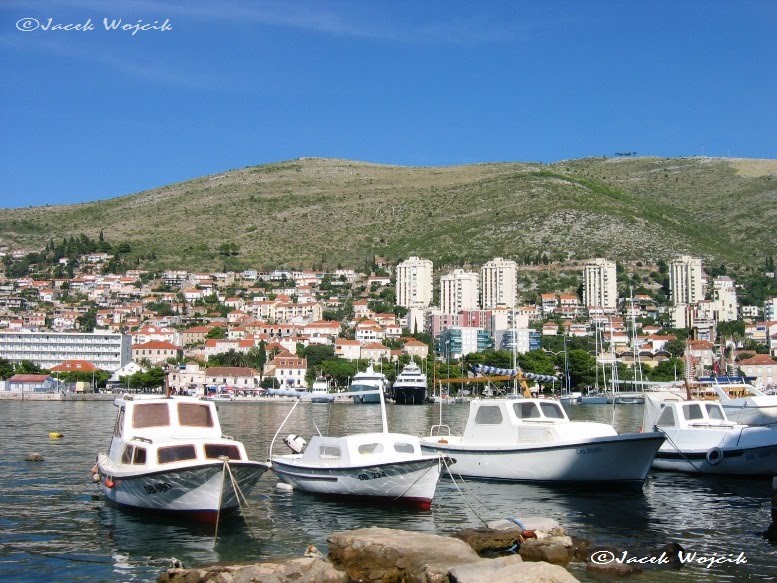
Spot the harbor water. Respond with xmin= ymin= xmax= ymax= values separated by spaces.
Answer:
xmin=1 ymin=399 xmax=776 ymax=582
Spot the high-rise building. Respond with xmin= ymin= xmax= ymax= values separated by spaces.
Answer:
xmin=396 ymin=256 xmax=434 ymax=309
xmin=670 ymin=255 xmax=704 ymax=305
xmin=480 ymin=257 xmax=517 ymax=309
xmin=440 ymin=269 xmax=479 ymax=315
xmin=583 ymin=258 xmax=617 ymax=311
xmin=0 ymin=331 xmax=131 ymax=372
xmin=712 ymin=276 xmax=738 ymax=323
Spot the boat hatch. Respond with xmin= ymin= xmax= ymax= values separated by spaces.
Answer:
xmin=204 ymin=444 xmax=241 ymax=460
xmin=121 ymin=445 xmax=147 ymax=465
xmin=158 ymin=444 xmax=196 ymax=464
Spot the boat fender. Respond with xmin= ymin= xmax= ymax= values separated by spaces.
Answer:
xmin=49 ymin=431 xmax=63 ymax=439
xmin=284 ymin=434 xmax=307 ymax=454
xmin=104 ymin=477 xmax=115 ymax=489
xmin=706 ymin=447 xmax=723 ymax=466
xmin=437 ymin=438 xmax=448 ymax=444
xmin=276 ymin=482 xmax=294 ymax=492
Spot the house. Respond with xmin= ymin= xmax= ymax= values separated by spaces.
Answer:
xmin=737 ymin=354 xmax=777 ymax=388
xmin=539 ymin=293 xmax=558 ymax=314
xmin=50 ymin=359 xmax=99 ymax=373
xmin=334 ymin=338 xmax=362 ymax=361
xmin=268 ymin=354 xmax=307 ymax=388
xmin=132 ymin=340 xmax=183 ymax=365
xmin=5 ymin=374 xmax=56 ymax=393
xmin=361 ymin=342 xmax=392 ymax=364
xmin=401 ymin=338 xmax=429 ymax=360
xmin=204 ymin=366 xmax=261 ymax=391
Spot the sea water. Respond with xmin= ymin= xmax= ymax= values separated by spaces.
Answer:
xmin=1 ymin=400 xmax=776 ymax=582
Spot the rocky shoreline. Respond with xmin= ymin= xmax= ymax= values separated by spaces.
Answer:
xmin=157 ymin=517 xmax=684 ymax=582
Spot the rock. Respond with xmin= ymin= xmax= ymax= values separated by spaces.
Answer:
xmin=453 ymin=527 xmax=523 ymax=554
xmin=519 ymin=536 xmax=573 ymax=565
xmin=25 ymin=453 xmax=44 ymax=462
xmin=487 ymin=516 xmax=563 ymax=537
xmin=157 ymin=558 xmax=346 ymax=583
xmin=586 ymin=560 xmax=642 ymax=577
xmin=328 ymin=526 xmax=481 ymax=582
xmin=450 ymin=556 xmax=579 ymax=583
xmin=648 ymin=542 xmax=684 ymax=569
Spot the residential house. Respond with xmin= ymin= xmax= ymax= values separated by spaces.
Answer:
xmin=737 ymin=354 xmax=777 ymax=388
xmin=334 ymin=338 xmax=362 ymax=361
xmin=132 ymin=340 xmax=182 ymax=365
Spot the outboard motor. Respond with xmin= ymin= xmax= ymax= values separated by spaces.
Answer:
xmin=283 ymin=434 xmax=307 ymax=454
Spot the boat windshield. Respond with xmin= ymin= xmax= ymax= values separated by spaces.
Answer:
xmin=512 ymin=402 xmax=541 ymax=419
xmin=204 ymin=443 xmax=241 ymax=460
xmin=705 ymin=404 xmax=725 ymax=421
xmin=682 ymin=403 xmax=704 ymax=421
xmin=133 ymin=403 xmax=170 ymax=428
xmin=157 ymin=444 xmax=196 ymax=464
xmin=178 ymin=403 xmax=214 ymax=427
xmin=539 ymin=402 xmax=565 ymax=419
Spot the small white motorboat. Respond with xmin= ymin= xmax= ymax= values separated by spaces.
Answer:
xmin=94 ymin=394 xmax=270 ymax=523
xmin=270 ymin=390 xmax=452 ymax=509
xmin=419 ymin=398 xmax=664 ymax=486
xmin=645 ymin=392 xmax=777 ymax=475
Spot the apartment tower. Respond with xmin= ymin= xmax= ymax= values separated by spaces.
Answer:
xmin=583 ymin=258 xmax=617 ymax=311
xmin=440 ymin=269 xmax=480 ymax=315
xmin=670 ymin=255 xmax=704 ymax=305
xmin=396 ymin=256 xmax=434 ymax=309
xmin=480 ymin=257 xmax=517 ymax=309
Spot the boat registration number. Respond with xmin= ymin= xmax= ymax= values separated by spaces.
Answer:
xmin=358 ymin=471 xmax=387 ymax=481
xmin=144 ymin=482 xmax=174 ymax=494
xmin=576 ymin=446 xmax=602 ymax=455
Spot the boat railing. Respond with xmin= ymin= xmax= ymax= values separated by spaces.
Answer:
xmin=429 ymin=424 xmax=451 ymax=437
xmin=131 ymin=436 xmax=153 ymax=444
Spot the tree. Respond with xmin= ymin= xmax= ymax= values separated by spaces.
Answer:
xmin=303 ymin=344 xmax=335 ymax=370
xmin=0 ymin=358 xmax=14 ymax=379
xmin=205 ymin=326 xmax=226 ymax=339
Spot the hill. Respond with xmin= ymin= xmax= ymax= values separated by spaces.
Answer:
xmin=1 ymin=156 xmax=775 ymax=271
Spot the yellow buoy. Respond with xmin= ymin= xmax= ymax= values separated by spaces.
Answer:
xmin=49 ymin=431 xmax=63 ymax=439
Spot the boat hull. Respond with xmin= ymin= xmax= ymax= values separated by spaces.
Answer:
xmin=272 ymin=456 xmax=446 ymax=509
xmin=652 ymin=443 xmax=777 ymax=476
xmin=97 ymin=457 xmax=269 ymax=521
xmin=393 ymin=387 xmax=427 ymax=405
xmin=420 ymin=433 xmax=663 ymax=485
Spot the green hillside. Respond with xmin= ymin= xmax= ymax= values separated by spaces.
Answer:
xmin=1 ymin=156 xmax=775 ymax=271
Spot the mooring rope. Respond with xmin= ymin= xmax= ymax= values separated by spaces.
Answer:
xmin=439 ymin=455 xmax=489 ymax=526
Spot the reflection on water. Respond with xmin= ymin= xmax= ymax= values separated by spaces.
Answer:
xmin=1 ymin=400 xmax=776 ymax=581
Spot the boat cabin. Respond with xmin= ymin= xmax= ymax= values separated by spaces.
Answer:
xmin=108 ymin=395 xmax=246 ymax=469
xmin=649 ymin=399 xmax=735 ymax=430
xmin=295 ymin=433 xmax=423 ymax=467
xmin=460 ymin=399 xmax=574 ymax=443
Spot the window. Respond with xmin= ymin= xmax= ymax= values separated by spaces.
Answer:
xmin=319 ymin=445 xmax=341 ymax=459
xmin=204 ymin=444 xmax=241 ymax=460
xmin=539 ymin=403 xmax=564 ymax=419
xmin=133 ymin=403 xmax=170 ymax=428
xmin=706 ymin=404 xmax=725 ymax=421
xmin=656 ymin=407 xmax=676 ymax=427
xmin=394 ymin=442 xmax=416 ymax=454
xmin=178 ymin=403 xmax=213 ymax=427
xmin=682 ymin=404 xmax=703 ymax=421
xmin=158 ymin=444 xmax=197 ymax=464
xmin=513 ymin=402 xmax=540 ymax=419
xmin=475 ymin=405 xmax=504 ymax=425
xmin=113 ymin=407 xmax=125 ymax=437
xmin=358 ymin=443 xmax=384 ymax=455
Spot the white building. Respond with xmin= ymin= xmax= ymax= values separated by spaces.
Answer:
xmin=711 ymin=276 xmax=738 ymax=323
xmin=480 ymin=257 xmax=517 ymax=309
xmin=440 ymin=269 xmax=479 ymax=315
xmin=396 ymin=256 xmax=434 ymax=309
xmin=0 ymin=330 xmax=131 ymax=372
xmin=670 ymin=255 xmax=704 ymax=305
xmin=764 ymin=298 xmax=777 ymax=321
xmin=583 ymin=258 xmax=617 ymax=311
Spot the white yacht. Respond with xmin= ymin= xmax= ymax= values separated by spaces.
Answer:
xmin=348 ymin=365 xmax=389 ymax=404
xmin=392 ymin=363 xmax=428 ymax=405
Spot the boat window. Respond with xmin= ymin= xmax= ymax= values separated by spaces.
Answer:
xmin=656 ymin=407 xmax=676 ymax=427
xmin=682 ymin=404 xmax=704 ymax=421
xmin=319 ymin=445 xmax=341 ymax=459
xmin=133 ymin=447 xmax=146 ymax=465
xmin=512 ymin=402 xmax=540 ymax=419
xmin=394 ymin=442 xmax=416 ymax=454
xmin=157 ymin=444 xmax=197 ymax=464
xmin=475 ymin=405 xmax=504 ymax=425
xmin=178 ymin=403 xmax=214 ymax=427
xmin=539 ymin=403 xmax=564 ymax=419
xmin=121 ymin=445 xmax=134 ymax=464
xmin=706 ymin=404 xmax=725 ymax=421
xmin=113 ymin=407 xmax=125 ymax=438
xmin=204 ymin=444 xmax=241 ymax=460
xmin=133 ymin=403 xmax=170 ymax=429
xmin=358 ymin=443 xmax=384 ymax=455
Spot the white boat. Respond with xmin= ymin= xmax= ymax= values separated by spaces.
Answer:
xmin=705 ymin=380 xmax=777 ymax=426
xmin=419 ymin=398 xmax=664 ymax=486
xmin=270 ymin=390 xmax=452 ymax=508
xmin=644 ymin=392 xmax=777 ymax=476
xmin=310 ymin=376 xmax=335 ymax=403
xmin=558 ymin=391 xmax=582 ymax=405
xmin=94 ymin=394 xmax=270 ymax=523
xmin=348 ymin=365 xmax=388 ymax=404
xmin=392 ymin=362 xmax=428 ymax=405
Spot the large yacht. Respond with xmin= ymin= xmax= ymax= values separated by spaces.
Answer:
xmin=348 ymin=364 xmax=389 ymax=404
xmin=392 ymin=362 xmax=428 ymax=405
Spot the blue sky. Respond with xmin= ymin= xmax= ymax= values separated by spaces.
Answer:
xmin=1 ymin=0 xmax=775 ymax=208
